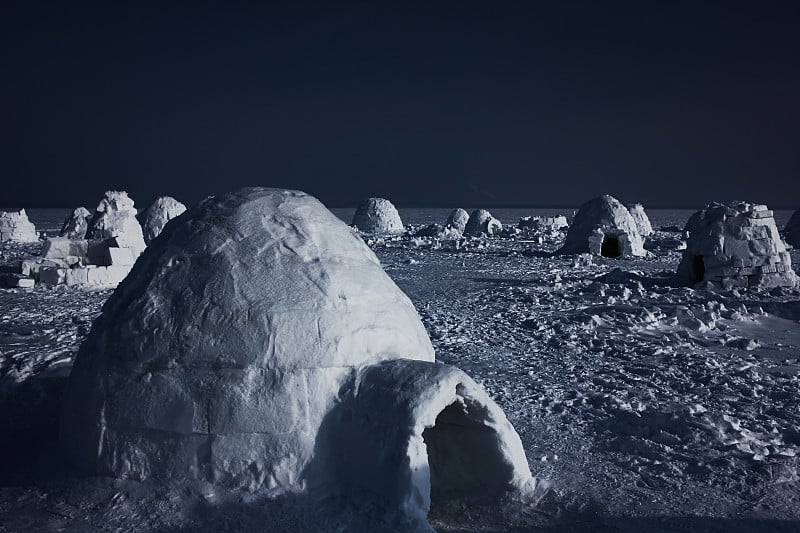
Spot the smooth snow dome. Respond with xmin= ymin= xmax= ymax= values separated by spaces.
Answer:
xmin=463 ymin=209 xmax=502 ymax=236
xmin=0 ymin=209 xmax=38 ymax=242
xmin=445 ymin=208 xmax=470 ymax=232
xmin=351 ymin=197 xmax=404 ymax=234
xmin=676 ymin=202 xmax=797 ymax=288
xmin=138 ymin=196 xmax=187 ymax=244
xmin=86 ymin=190 xmax=146 ymax=253
xmin=59 ymin=206 xmax=92 ymax=239
xmin=785 ymin=208 xmax=800 ymax=247
xmin=627 ymin=203 xmax=654 ymax=237
xmin=558 ymin=195 xmax=645 ymax=257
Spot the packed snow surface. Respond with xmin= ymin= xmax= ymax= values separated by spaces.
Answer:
xmin=1 ymin=206 xmax=800 ymax=531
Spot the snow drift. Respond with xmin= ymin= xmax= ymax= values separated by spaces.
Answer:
xmin=60 ymin=187 xmax=531 ymax=528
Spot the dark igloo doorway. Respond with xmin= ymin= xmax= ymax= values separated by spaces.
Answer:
xmin=600 ymin=234 xmax=621 ymax=258
xmin=422 ymin=395 xmax=517 ymax=505
xmin=691 ymin=254 xmax=706 ymax=283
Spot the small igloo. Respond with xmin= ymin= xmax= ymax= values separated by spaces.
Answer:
xmin=558 ymin=195 xmax=645 ymax=258
xmin=86 ymin=190 xmax=146 ymax=254
xmin=60 ymin=188 xmax=532 ymax=527
xmin=785 ymin=208 xmax=800 ymax=248
xmin=59 ymin=207 xmax=92 ymax=239
xmin=352 ymin=197 xmax=404 ymax=234
xmin=445 ymin=208 xmax=470 ymax=232
xmin=0 ymin=209 xmax=38 ymax=243
xmin=463 ymin=209 xmax=502 ymax=236
xmin=627 ymin=203 xmax=654 ymax=237
xmin=138 ymin=196 xmax=187 ymax=244
xmin=676 ymin=202 xmax=797 ymax=288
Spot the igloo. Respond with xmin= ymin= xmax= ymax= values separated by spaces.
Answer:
xmin=785 ymin=208 xmax=800 ymax=248
xmin=352 ymin=197 xmax=404 ymax=234
xmin=59 ymin=207 xmax=92 ymax=239
xmin=627 ymin=203 xmax=654 ymax=237
xmin=86 ymin=190 xmax=146 ymax=254
xmin=558 ymin=195 xmax=645 ymax=257
xmin=445 ymin=208 xmax=470 ymax=232
xmin=0 ymin=209 xmax=38 ymax=243
xmin=463 ymin=209 xmax=502 ymax=236
xmin=676 ymin=202 xmax=797 ymax=288
xmin=60 ymin=188 xmax=532 ymax=526
xmin=138 ymin=196 xmax=187 ymax=244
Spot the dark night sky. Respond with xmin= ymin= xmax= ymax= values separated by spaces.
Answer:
xmin=2 ymin=1 xmax=799 ymax=209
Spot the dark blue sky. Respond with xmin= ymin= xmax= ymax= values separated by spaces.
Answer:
xmin=2 ymin=1 xmax=799 ymax=208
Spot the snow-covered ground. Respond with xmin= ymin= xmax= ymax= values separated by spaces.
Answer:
xmin=1 ymin=208 xmax=800 ymax=532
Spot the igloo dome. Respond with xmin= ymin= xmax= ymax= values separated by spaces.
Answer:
xmin=138 ymin=195 xmax=187 ymax=244
xmin=0 ymin=209 xmax=38 ymax=243
xmin=463 ymin=209 xmax=502 ymax=236
xmin=676 ymin=202 xmax=797 ymax=288
xmin=785 ymin=208 xmax=800 ymax=248
xmin=627 ymin=203 xmax=654 ymax=237
xmin=558 ymin=195 xmax=645 ymax=257
xmin=445 ymin=208 xmax=470 ymax=232
xmin=60 ymin=188 xmax=531 ymax=525
xmin=352 ymin=197 xmax=404 ymax=234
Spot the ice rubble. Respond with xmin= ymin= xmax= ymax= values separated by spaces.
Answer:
xmin=86 ymin=190 xmax=146 ymax=254
xmin=0 ymin=209 xmax=38 ymax=243
xmin=464 ymin=209 xmax=502 ymax=236
xmin=627 ymin=203 xmax=653 ymax=237
xmin=676 ymin=201 xmax=797 ymax=288
xmin=138 ymin=195 xmax=187 ymax=244
xmin=445 ymin=208 xmax=470 ymax=232
xmin=60 ymin=187 xmax=532 ymax=528
xmin=558 ymin=195 xmax=645 ymax=258
xmin=785 ymin=208 xmax=800 ymax=247
xmin=59 ymin=207 xmax=92 ymax=239
xmin=352 ymin=197 xmax=405 ymax=234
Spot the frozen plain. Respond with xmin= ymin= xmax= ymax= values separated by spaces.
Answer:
xmin=1 ymin=207 xmax=800 ymax=532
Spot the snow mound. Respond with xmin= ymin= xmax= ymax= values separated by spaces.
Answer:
xmin=445 ymin=208 xmax=470 ymax=232
xmin=0 ymin=209 xmax=38 ymax=243
xmin=558 ymin=195 xmax=645 ymax=257
xmin=138 ymin=196 xmax=187 ymax=244
xmin=59 ymin=207 xmax=92 ymax=239
xmin=785 ymin=208 xmax=800 ymax=247
xmin=86 ymin=191 xmax=146 ymax=254
xmin=627 ymin=203 xmax=654 ymax=237
xmin=352 ymin=197 xmax=404 ymax=234
xmin=464 ymin=209 xmax=502 ymax=236
xmin=676 ymin=202 xmax=797 ymax=288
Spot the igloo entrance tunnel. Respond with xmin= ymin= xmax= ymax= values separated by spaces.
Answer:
xmin=60 ymin=188 xmax=532 ymax=526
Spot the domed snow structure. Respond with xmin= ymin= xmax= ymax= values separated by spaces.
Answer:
xmin=558 ymin=195 xmax=645 ymax=257
xmin=59 ymin=207 xmax=92 ymax=239
xmin=352 ymin=197 xmax=404 ymax=234
xmin=463 ymin=209 xmax=502 ymax=236
xmin=60 ymin=188 xmax=532 ymax=526
xmin=0 ymin=209 xmax=38 ymax=243
xmin=785 ymin=208 xmax=800 ymax=248
xmin=627 ymin=203 xmax=654 ymax=237
xmin=445 ymin=208 xmax=470 ymax=232
xmin=138 ymin=196 xmax=187 ymax=244
xmin=87 ymin=190 xmax=146 ymax=254
xmin=676 ymin=202 xmax=797 ymax=288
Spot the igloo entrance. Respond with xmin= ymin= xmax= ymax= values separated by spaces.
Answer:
xmin=423 ymin=396 xmax=517 ymax=504
xmin=601 ymin=234 xmax=621 ymax=258
xmin=691 ymin=254 xmax=705 ymax=283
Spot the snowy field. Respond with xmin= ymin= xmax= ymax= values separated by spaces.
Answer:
xmin=1 ymin=207 xmax=800 ymax=532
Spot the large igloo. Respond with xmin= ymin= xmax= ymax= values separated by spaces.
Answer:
xmin=352 ymin=197 xmax=404 ymax=234
xmin=676 ymin=202 xmax=797 ymax=288
xmin=60 ymin=188 xmax=532 ymax=527
xmin=138 ymin=195 xmax=187 ymax=244
xmin=558 ymin=195 xmax=645 ymax=257
xmin=785 ymin=208 xmax=800 ymax=248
